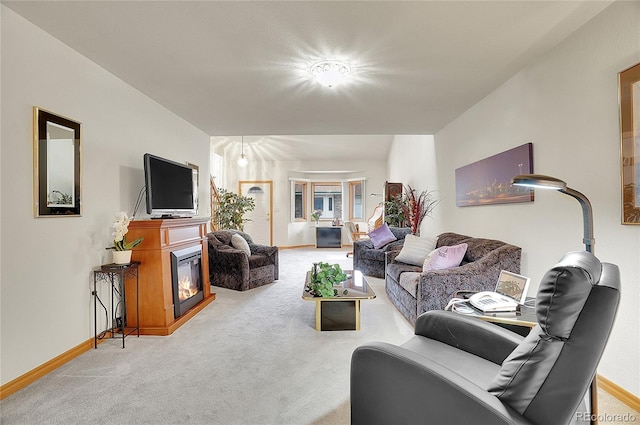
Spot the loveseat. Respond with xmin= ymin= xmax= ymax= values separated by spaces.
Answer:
xmin=207 ymin=230 xmax=279 ymax=291
xmin=385 ymin=232 xmax=521 ymax=324
xmin=353 ymin=226 xmax=413 ymax=278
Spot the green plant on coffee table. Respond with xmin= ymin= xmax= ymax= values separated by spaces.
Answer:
xmin=306 ymin=262 xmax=349 ymax=297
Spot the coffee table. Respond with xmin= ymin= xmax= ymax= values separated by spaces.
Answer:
xmin=302 ymin=270 xmax=376 ymax=331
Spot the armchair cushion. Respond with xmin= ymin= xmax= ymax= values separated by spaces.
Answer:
xmin=399 ymin=272 xmax=421 ymax=298
xmin=231 ymin=233 xmax=251 ymax=256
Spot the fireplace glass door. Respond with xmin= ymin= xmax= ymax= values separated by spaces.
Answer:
xmin=170 ymin=245 xmax=204 ymax=318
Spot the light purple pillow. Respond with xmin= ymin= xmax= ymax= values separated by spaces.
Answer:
xmin=422 ymin=243 xmax=468 ymax=271
xmin=368 ymin=223 xmax=397 ymax=249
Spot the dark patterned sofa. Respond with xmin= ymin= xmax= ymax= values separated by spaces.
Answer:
xmin=385 ymin=232 xmax=521 ymax=324
xmin=353 ymin=227 xmax=413 ymax=278
xmin=207 ymin=230 xmax=278 ymax=291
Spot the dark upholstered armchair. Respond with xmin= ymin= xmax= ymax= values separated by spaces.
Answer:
xmin=353 ymin=226 xmax=413 ymax=278
xmin=351 ymin=251 xmax=620 ymax=425
xmin=207 ymin=230 xmax=278 ymax=291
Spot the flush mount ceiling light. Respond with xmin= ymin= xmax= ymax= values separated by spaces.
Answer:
xmin=237 ymin=136 xmax=248 ymax=167
xmin=310 ymin=60 xmax=352 ymax=88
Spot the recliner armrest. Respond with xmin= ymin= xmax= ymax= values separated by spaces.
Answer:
xmin=351 ymin=342 xmax=533 ymax=425
xmin=415 ymin=310 xmax=524 ymax=364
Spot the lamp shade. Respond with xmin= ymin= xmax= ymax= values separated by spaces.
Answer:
xmin=512 ymin=174 xmax=567 ymax=190
xmin=512 ymin=174 xmax=594 ymax=254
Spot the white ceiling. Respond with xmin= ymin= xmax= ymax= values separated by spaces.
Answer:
xmin=3 ymin=0 xmax=613 ymax=161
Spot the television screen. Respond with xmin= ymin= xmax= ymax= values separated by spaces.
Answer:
xmin=144 ymin=153 xmax=197 ymax=218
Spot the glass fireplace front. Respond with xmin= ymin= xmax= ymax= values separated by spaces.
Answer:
xmin=170 ymin=245 xmax=204 ymax=318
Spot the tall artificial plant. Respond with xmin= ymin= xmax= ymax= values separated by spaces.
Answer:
xmin=213 ymin=189 xmax=256 ymax=231
xmin=384 ymin=194 xmax=407 ymax=228
xmin=401 ymin=185 xmax=439 ymax=235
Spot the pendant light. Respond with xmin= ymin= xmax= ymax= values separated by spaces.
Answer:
xmin=237 ymin=136 xmax=248 ymax=167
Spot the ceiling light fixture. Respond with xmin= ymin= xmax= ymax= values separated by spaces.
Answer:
xmin=310 ymin=60 xmax=351 ymax=88
xmin=237 ymin=136 xmax=248 ymax=167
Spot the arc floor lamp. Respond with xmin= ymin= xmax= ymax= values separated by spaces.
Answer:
xmin=512 ymin=174 xmax=595 ymax=254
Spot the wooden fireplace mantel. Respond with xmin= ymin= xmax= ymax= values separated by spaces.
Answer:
xmin=124 ymin=217 xmax=215 ymax=336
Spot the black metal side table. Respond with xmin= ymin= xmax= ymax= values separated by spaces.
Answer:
xmin=93 ymin=262 xmax=140 ymax=348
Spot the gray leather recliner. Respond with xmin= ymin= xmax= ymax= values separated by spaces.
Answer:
xmin=351 ymin=251 xmax=620 ymax=425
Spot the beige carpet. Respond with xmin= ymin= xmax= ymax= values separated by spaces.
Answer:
xmin=3 ymin=247 xmax=636 ymax=424
xmin=0 ymin=247 xmax=414 ymax=425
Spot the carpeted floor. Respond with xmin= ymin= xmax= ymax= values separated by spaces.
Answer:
xmin=4 ymin=247 xmax=637 ymax=424
xmin=0 ymin=248 xmax=414 ymax=425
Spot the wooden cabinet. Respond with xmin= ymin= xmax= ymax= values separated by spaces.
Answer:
xmin=124 ymin=217 xmax=215 ymax=335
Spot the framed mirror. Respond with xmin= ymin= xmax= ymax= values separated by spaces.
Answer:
xmin=33 ymin=107 xmax=81 ymax=217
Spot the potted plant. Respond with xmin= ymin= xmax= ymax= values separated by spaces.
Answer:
xmin=306 ymin=262 xmax=349 ymax=297
xmin=213 ymin=188 xmax=256 ymax=231
xmin=108 ymin=212 xmax=143 ymax=264
xmin=401 ymin=185 xmax=440 ymax=235
xmin=384 ymin=194 xmax=407 ymax=228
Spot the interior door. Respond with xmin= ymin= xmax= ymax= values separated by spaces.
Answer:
xmin=239 ymin=181 xmax=273 ymax=245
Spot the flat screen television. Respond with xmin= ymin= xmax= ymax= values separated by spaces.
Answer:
xmin=143 ymin=153 xmax=198 ymax=218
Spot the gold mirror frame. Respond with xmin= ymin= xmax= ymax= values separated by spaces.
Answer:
xmin=620 ymin=63 xmax=640 ymax=224
xmin=33 ymin=107 xmax=82 ymax=217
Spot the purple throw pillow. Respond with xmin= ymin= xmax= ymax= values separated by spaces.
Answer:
xmin=368 ymin=223 xmax=397 ymax=249
xmin=422 ymin=243 xmax=468 ymax=271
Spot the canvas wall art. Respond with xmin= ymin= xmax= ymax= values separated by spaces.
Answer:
xmin=455 ymin=143 xmax=533 ymax=207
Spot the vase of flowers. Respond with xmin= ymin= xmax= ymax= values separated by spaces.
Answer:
xmin=108 ymin=212 xmax=143 ymax=264
xmin=400 ymin=185 xmax=440 ymax=236
xmin=310 ymin=210 xmax=321 ymax=225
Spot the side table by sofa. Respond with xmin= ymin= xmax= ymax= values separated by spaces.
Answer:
xmin=93 ymin=262 xmax=140 ymax=348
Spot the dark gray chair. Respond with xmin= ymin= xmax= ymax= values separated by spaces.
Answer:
xmin=207 ymin=230 xmax=278 ymax=291
xmin=351 ymin=251 xmax=620 ymax=425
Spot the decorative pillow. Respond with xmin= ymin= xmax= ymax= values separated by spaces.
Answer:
xmin=395 ymin=235 xmax=438 ymax=266
xmin=423 ymin=243 xmax=468 ymax=271
xmin=231 ymin=233 xmax=251 ymax=256
xmin=368 ymin=223 xmax=397 ymax=249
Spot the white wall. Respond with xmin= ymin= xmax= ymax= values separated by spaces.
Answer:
xmin=390 ymin=1 xmax=640 ymax=397
xmin=221 ymin=150 xmax=387 ymax=247
xmin=0 ymin=7 xmax=211 ymax=385
xmin=388 ymin=135 xmax=443 ymax=237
